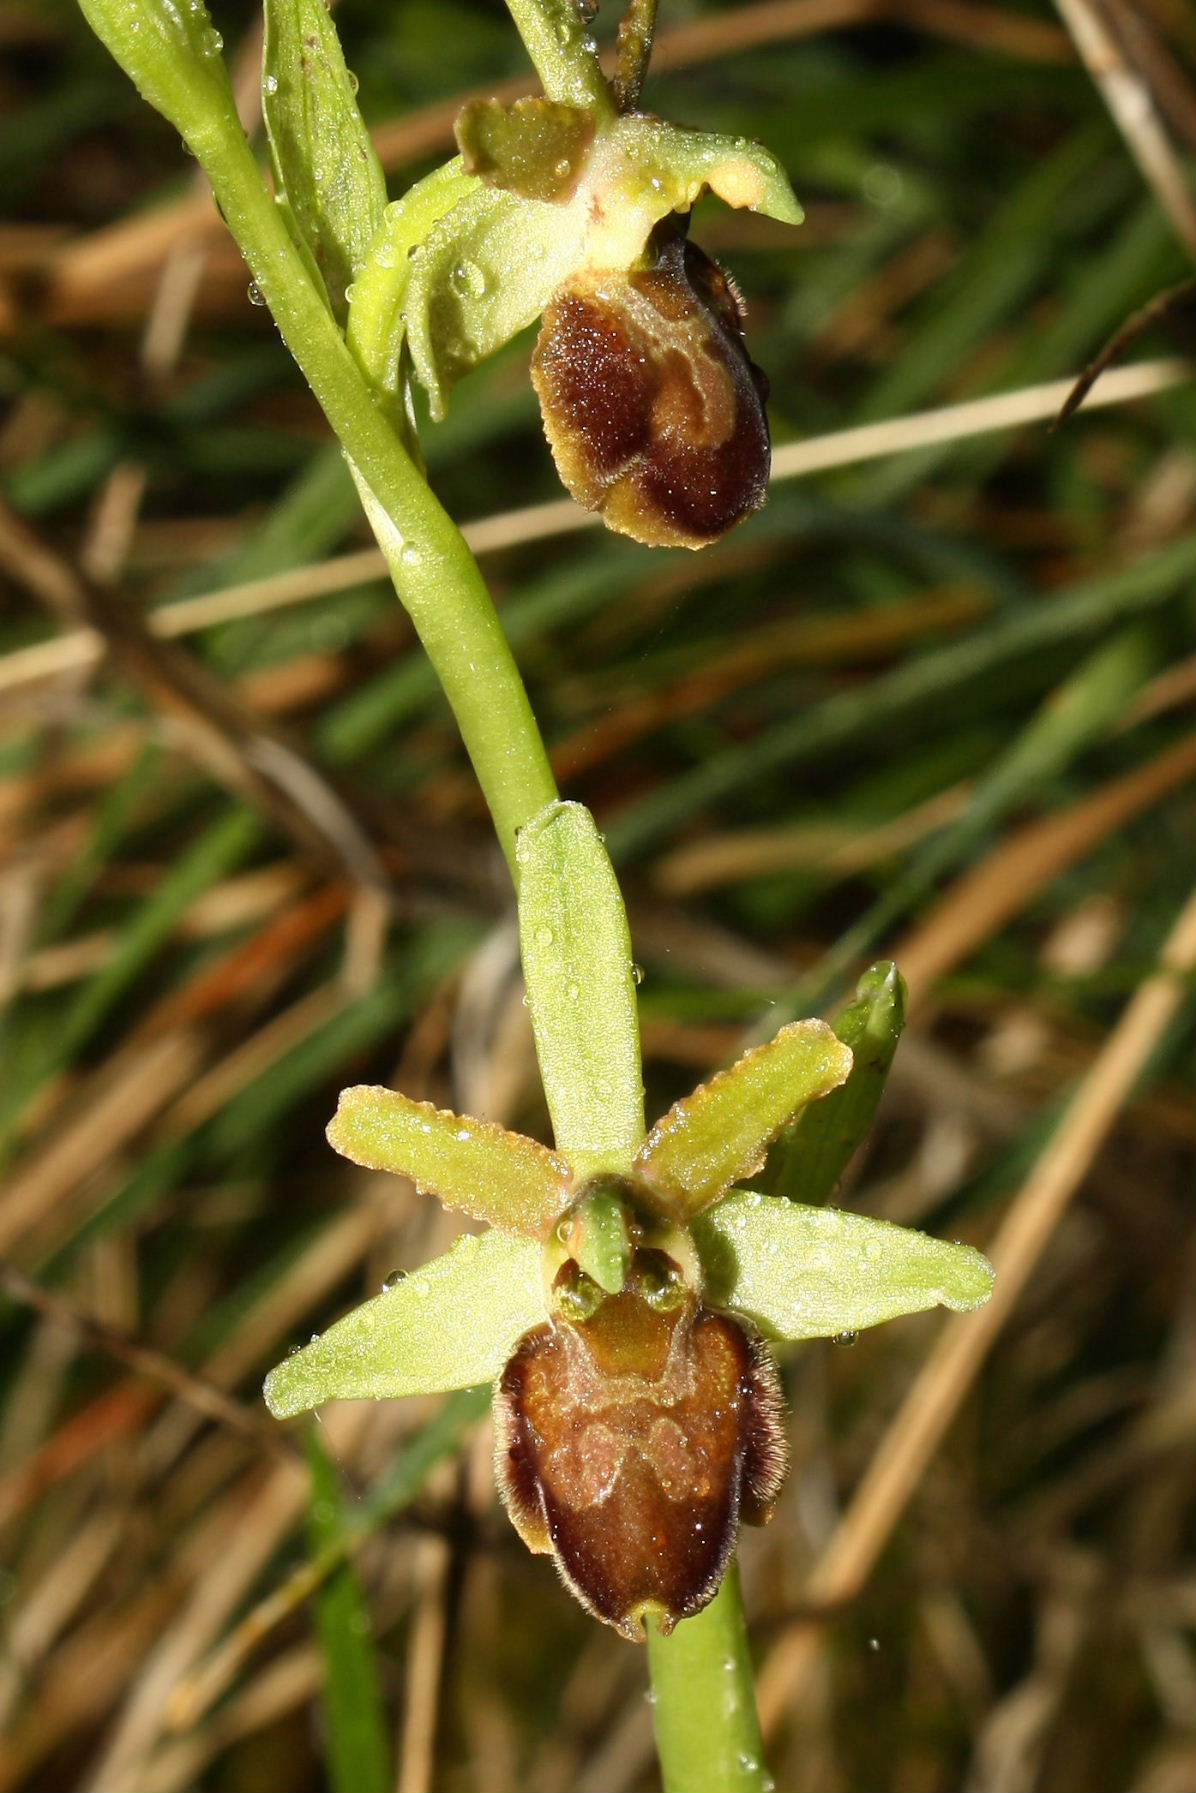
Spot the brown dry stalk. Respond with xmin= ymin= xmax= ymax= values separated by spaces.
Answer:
xmin=757 ymin=884 xmax=1196 ymax=1734
xmin=3 ymin=358 xmax=1184 ymax=702
xmin=895 ymin=734 xmax=1196 ymax=998
xmin=0 ymin=1260 xmax=292 ymax=1464
xmin=1052 ymin=0 xmax=1196 ymax=251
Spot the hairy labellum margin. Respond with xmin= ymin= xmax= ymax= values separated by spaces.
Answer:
xmin=494 ymin=1253 xmax=786 ymax=1641
xmin=531 ymin=229 xmax=771 ymax=551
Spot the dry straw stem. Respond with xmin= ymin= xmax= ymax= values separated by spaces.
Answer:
xmin=757 ymin=885 xmax=1196 ymax=1736
xmin=397 ymin=1531 xmax=454 ymax=1793
xmin=1 ymin=357 xmax=1184 ymax=698
xmin=894 ymin=734 xmax=1196 ymax=997
xmin=0 ymin=1260 xmax=291 ymax=1461
xmin=1052 ymin=0 xmax=1196 ymax=253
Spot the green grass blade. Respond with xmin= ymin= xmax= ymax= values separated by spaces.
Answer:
xmin=307 ymin=1430 xmax=392 ymax=1793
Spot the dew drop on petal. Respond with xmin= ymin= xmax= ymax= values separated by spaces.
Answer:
xmin=450 ymin=259 xmax=487 ymax=300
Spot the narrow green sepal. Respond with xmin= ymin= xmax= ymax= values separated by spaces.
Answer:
xmin=765 ymin=962 xmax=907 ymax=1206
xmin=455 ymin=97 xmax=596 ymax=202
xmin=517 ymin=801 xmax=645 ymax=1179
xmin=634 ymin=1021 xmax=853 ymax=1222
xmin=263 ymin=1230 xmax=547 ymax=1416
xmin=327 ymin=1086 xmax=572 ymax=1238
xmin=693 ymin=1190 xmax=995 ymax=1341
xmin=262 ymin=0 xmax=388 ymax=320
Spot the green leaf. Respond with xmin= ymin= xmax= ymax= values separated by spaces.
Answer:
xmin=635 ymin=1021 xmax=853 ymax=1221
xmin=516 ymin=801 xmax=645 ymax=1179
xmin=262 ymin=0 xmax=388 ymax=319
xmin=693 ymin=1191 xmax=995 ymax=1340
xmin=766 ymin=963 xmax=906 ymax=1206
xmin=307 ymin=1433 xmax=391 ymax=1793
xmin=326 ymin=1086 xmax=571 ymax=1237
xmin=263 ymin=1230 xmax=547 ymax=1416
xmin=405 ymin=183 xmax=588 ymax=419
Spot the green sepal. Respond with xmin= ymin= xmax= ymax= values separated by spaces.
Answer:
xmin=264 ymin=1230 xmax=547 ymax=1416
xmin=766 ymin=963 xmax=907 ymax=1206
xmin=262 ymin=0 xmax=388 ymax=321
xmin=693 ymin=1190 xmax=995 ymax=1341
xmin=516 ymin=801 xmax=645 ymax=1179
xmin=455 ymin=96 xmax=596 ymax=202
xmin=405 ymin=183 xmax=588 ymax=419
xmin=634 ymin=1021 xmax=853 ymax=1222
xmin=327 ymin=1086 xmax=572 ymax=1238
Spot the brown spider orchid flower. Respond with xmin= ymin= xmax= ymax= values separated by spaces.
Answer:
xmin=265 ymin=804 xmax=994 ymax=1642
xmin=339 ymin=79 xmax=804 ymax=548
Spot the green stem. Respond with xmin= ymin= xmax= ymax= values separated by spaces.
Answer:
xmin=647 ymin=1558 xmax=771 ymax=1793
xmin=79 ymin=4 xmax=556 ymax=873
xmin=209 ymin=145 xmax=557 ymax=872
xmin=503 ymin=0 xmax=615 ymax=114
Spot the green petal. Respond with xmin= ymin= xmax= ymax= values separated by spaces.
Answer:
xmin=346 ymin=159 xmax=479 ymax=434
xmin=766 ymin=962 xmax=906 ymax=1207
xmin=613 ymin=116 xmax=804 ymax=227
xmin=263 ymin=1231 xmax=546 ymax=1416
xmin=405 ymin=184 xmax=589 ymax=419
xmin=327 ymin=1087 xmax=571 ymax=1238
xmin=517 ymin=801 xmax=645 ymax=1179
xmin=693 ymin=1190 xmax=995 ymax=1340
xmin=634 ymin=1020 xmax=852 ymax=1220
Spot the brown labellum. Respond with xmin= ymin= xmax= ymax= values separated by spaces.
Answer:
xmin=494 ymin=1255 xmax=786 ymax=1641
xmin=531 ymin=230 xmax=772 ymax=551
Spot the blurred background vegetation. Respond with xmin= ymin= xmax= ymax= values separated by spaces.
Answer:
xmin=0 ymin=3 xmax=1192 ymax=1790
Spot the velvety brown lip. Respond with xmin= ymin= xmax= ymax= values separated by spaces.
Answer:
xmin=495 ymin=1274 xmax=786 ymax=1641
xmin=532 ymin=234 xmax=771 ymax=551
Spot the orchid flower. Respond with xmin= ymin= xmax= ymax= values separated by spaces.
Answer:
xmin=265 ymin=803 xmax=994 ymax=1640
